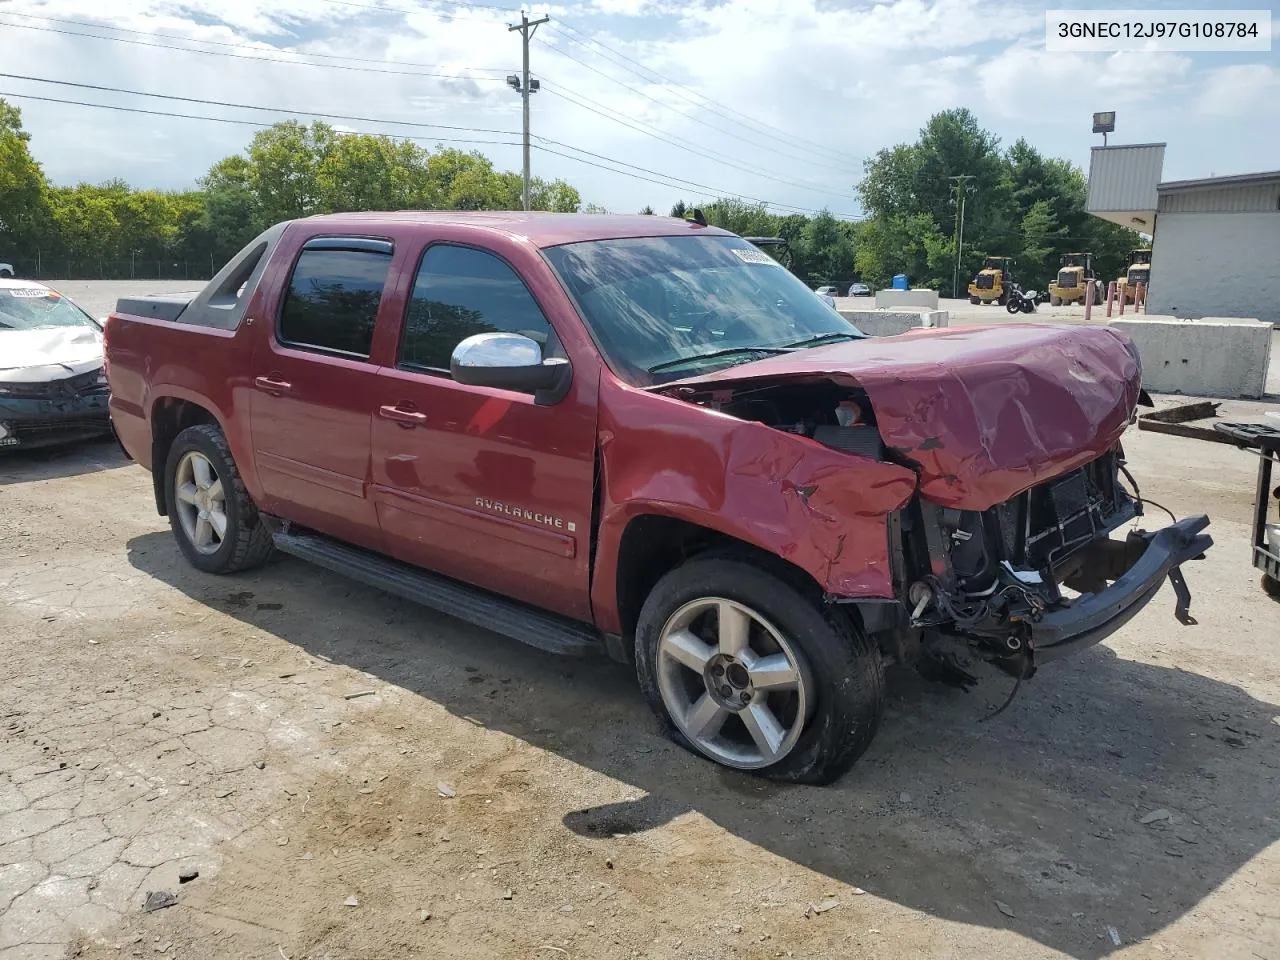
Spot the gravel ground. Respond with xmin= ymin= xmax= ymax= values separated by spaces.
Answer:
xmin=2 ymin=398 xmax=1279 ymax=960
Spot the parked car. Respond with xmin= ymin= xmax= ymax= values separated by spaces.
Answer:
xmin=0 ymin=262 xmax=15 ymax=278
xmin=814 ymin=285 xmax=838 ymax=297
xmin=1 ymin=279 xmax=111 ymax=450
xmin=105 ymin=212 xmax=1212 ymax=784
xmin=848 ymin=282 xmax=871 ymax=297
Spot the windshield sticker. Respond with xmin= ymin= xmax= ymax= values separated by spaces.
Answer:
xmin=6 ymin=288 xmax=54 ymax=298
xmin=732 ymin=248 xmax=781 ymax=266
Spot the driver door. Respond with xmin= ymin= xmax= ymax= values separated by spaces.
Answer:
xmin=369 ymin=242 xmax=597 ymax=621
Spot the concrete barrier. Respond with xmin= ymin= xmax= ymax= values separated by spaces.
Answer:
xmin=874 ymin=289 xmax=940 ymax=310
xmin=1110 ymin=316 xmax=1273 ymax=399
xmin=839 ymin=309 xmax=949 ymax=338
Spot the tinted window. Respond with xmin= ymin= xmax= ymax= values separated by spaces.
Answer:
xmin=279 ymin=246 xmax=392 ymax=357
xmin=399 ymin=245 xmax=552 ymax=372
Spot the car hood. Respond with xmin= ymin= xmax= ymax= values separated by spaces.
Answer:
xmin=655 ymin=324 xmax=1142 ymax=510
xmin=0 ymin=326 xmax=105 ymax=381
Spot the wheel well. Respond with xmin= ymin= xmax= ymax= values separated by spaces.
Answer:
xmin=150 ymin=399 xmax=219 ymax=516
xmin=614 ymin=515 xmax=825 ymax=649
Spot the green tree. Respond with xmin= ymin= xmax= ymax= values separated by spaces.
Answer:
xmin=0 ymin=98 xmax=53 ymax=256
xmin=1019 ymin=200 xmax=1067 ymax=284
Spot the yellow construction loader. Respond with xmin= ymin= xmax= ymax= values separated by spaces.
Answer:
xmin=1114 ymin=249 xmax=1152 ymax=305
xmin=968 ymin=256 xmax=1016 ymax=305
xmin=1048 ymin=252 xmax=1101 ymax=306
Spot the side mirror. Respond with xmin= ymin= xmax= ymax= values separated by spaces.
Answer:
xmin=450 ymin=332 xmax=571 ymax=404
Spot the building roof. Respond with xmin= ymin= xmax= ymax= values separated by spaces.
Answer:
xmin=300 ymin=211 xmax=734 ymax=247
xmin=1158 ymin=170 xmax=1280 ymax=193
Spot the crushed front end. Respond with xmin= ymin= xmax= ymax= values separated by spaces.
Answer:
xmin=898 ymin=449 xmax=1212 ymax=684
xmin=0 ymin=368 xmax=112 ymax=451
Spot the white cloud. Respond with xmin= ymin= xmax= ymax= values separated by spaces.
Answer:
xmin=1193 ymin=64 xmax=1280 ymax=118
xmin=1 ymin=0 xmax=1277 ymax=213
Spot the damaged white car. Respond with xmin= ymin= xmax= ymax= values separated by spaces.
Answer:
xmin=0 ymin=279 xmax=111 ymax=450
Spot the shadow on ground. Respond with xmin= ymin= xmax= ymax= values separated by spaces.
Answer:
xmin=0 ymin=435 xmax=127 ymax=486
xmin=127 ymin=532 xmax=1280 ymax=958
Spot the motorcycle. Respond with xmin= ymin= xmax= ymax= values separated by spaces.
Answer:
xmin=1005 ymin=287 xmax=1038 ymax=314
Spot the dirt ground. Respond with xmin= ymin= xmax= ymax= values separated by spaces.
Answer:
xmin=1 ymin=286 xmax=1278 ymax=960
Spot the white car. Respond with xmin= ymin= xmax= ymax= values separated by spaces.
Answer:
xmin=0 ymin=263 xmax=15 ymax=278
xmin=0 ymin=279 xmax=111 ymax=450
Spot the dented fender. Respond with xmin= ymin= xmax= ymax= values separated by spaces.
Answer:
xmin=590 ymin=377 xmax=917 ymax=635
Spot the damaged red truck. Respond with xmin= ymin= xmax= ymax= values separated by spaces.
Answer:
xmin=104 ymin=213 xmax=1212 ymax=784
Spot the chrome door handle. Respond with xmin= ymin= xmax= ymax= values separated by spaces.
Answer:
xmin=378 ymin=404 xmax=428 ymax=427
xmin=254 ymin=376 xmax=292 ymax=395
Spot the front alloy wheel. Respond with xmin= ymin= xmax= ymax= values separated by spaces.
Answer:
xmin=173 ymin=450 xmax=227 ymax=555
xmin=635 ymin=557 xmax=885 ymax=784
xmin=656 ymin=598 xmax=813 ymax=770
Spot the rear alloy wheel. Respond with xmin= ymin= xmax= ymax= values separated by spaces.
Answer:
xmin=635 ymin=558 xmax=884 ymax=784
xmin=174 ymin=450 xmax=227 ymax=556
xmin=165 ymin=423 xmax=274 ymax=574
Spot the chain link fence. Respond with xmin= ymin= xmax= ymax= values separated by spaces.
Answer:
xmin=1 ymin=258 xmax=218 ymax=282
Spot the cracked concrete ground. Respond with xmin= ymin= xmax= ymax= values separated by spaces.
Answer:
xmin=2 ymin=412 xmax=1279 ymax=960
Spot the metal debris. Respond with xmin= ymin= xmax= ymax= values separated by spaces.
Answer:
xmin=437 ymin=781 xmax=457 ymax=798
xmin=344 ymin=895 xmax=359 ymax=907
xmin=995 ymin=900 xmax=1016 ymax=918
xmin=344 ymin=690 xmax=377 ymax=700
xmin=178 ymin=869 xmax=199 ymax=884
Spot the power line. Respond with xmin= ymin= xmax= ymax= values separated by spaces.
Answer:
xmin=548 ymin=19 xmax=862 ymax=168
xmin=0 ymin=16 xmax=856 ymax=203
xmin=0 ymin=15 xmax=511 ymax=82
xmin=0 ymin=91 xmax=520 ymax=149
xmin=1 ymin=88 xmax=857 ymax=218
xmin=0 ymin=72 xmax=521 ymax=137
xmin=534 ymin=28 xmax=854 ymax=176
xmin=532 ymin=145 xmax=857 ymax=219
xmin=0 ymin=11 xmax=511 ymax=74
xmin=541 ymin=85 xmax=853 ymax=200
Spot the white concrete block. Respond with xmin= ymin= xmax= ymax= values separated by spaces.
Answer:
xmin=874 ymin=289 xmax=940 ymax=309
xmin=840 ymin=309 xmax=950 ymax=338
xmin=1110 ymin=316 xmax=1273 ymax=399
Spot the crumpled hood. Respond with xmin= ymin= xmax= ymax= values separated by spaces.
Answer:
xmin=659 ymin=324 xmax=1142 ymax=510
xmin=0 ymin=327 xmax=104 ymax=381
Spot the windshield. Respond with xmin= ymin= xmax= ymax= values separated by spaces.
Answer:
xmin=0 ymin=288 xmax=98 ymax=332
xmin=543 ymin=235 xmax=865 ymax=385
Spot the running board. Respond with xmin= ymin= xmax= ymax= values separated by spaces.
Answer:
xmin=271 ymin=527 xmax=602 ymax=657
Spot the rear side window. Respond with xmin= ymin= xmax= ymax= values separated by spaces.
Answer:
xmin=399 ymin=244 xmax=553 ymax=373
xmin=278 ymin=240 xmax=393 ymax=358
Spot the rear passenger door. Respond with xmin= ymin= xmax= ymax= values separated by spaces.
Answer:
xmin=369 ymin=242 xmax=598 ymax=621
xmin=250 ymin=237 xmax=393 ymax=551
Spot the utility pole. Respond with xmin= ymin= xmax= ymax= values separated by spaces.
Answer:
xmin=508 ymin=11 xmax=549 ymax=211
xmin=948 ymin=175 xmax=976 ymax=298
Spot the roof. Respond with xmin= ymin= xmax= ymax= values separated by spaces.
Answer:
xmin=300 ymin=211 xmax=734 ymax=248
xmin=1158 ymin=170 xmax=1280 ymax=193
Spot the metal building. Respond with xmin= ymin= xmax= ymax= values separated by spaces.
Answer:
xmin=1087 ymin=144 xmax=1280 ymax=325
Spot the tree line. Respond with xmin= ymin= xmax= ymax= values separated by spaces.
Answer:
xmin=2 ymin=98 xmax=1140 ymax=289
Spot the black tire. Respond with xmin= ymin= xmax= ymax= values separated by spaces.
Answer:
xmin=1005 ymin=298 xmax=1021 ymax=314
xmin=969 ymin=296 xmax=980 ymax=305
xmin=164 ymin=423 xmax=274 ymax=574
xmin=1263 ymin=574 xmax=1280 ymax=602
xmin=634 ymin=557 xmax=884 ymax=785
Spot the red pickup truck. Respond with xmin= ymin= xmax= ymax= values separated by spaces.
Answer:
xmin=105 ymin=212 xmax=1212 ymax=784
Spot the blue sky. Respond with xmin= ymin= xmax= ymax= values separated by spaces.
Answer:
xmin=0 ymin=0 xmax=1276 ymax=215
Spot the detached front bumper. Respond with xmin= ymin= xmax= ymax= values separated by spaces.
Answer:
xmin=0 ymin=393 xmax=112 ymax=451
xmin=1032 ymin=515 xmax=1213 ymax=664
